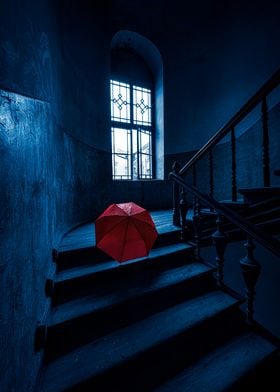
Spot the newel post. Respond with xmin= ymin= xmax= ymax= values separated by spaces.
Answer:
xmin=240 ymin=237 xmax=261 ymax=323
xmin=172 ymin=161 xmax=181 ymax=226
xmin=212 ymin=214 xmax=228 ymax=286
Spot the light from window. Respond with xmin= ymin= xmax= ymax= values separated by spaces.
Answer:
xmin=110 ymin=80 xmax=153 ymax=180
xmin=133 ymin=86 xmax=152 ymax=126
xmin=110 ymin=80 xmax=130 ymax=123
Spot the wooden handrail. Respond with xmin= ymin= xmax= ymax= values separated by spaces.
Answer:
xmin=169 ymin=172 xmax=280 ymax=258
xmin=180 ymin=67 xmax=280 ymax=176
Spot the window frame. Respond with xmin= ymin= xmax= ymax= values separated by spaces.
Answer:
xmin=110 ymin=79 xmax=155 ymax=181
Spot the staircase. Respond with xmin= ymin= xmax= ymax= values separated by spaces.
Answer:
xmin=192 ymin=186 xmax=280 ymax=245
xmin=36 ymin=210 xmax=279 ymax=392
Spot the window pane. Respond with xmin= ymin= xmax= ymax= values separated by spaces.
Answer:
xmin=139 ymin=129 xmax=151 ymax=155
xmin=114 ymin=128 xmax=128 ymax=154
xmin=112 ymin=127 xmax=131 ymax=180
xmin=110 ymin=80 xmax=130 ymax=123
xmin=133 ymin=86 xmax=152 ymax=126
xmin=138 ymin=129 xmax=152 ymax=179
xmin=139 ymin=153 xmax=152 ymax=179
xmin=113 ymin=154 xmax=131 ymax=179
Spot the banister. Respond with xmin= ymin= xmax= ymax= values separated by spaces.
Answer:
xmin=169 ymin=172 xmax=280 ymax=258
xmin=179 ymin=67 xmax=280 ymax=176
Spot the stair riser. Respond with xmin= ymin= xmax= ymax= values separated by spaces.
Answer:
xmin=55 ymin=231 xmax=181 ymax=271
xmin=66 ymin=305 xmax=245 ymax=392
xmin=52 ymin=249 xmax=195 ymax=306
xmin=45 ymin=272 xmax=216 ymax=362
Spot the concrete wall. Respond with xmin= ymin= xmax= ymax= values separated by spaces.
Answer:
xmin=0 ymin=2 xmax=59 ymax=390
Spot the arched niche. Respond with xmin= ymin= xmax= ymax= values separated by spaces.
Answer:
xmin=111 ymin=30 xmax=164 ymax=179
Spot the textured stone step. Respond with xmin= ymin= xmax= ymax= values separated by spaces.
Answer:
xmin=45 ymin=261 xmax=216 ymax=361
xmin=52 ymin=243 xmax=195 ymax=304
xmin=40 ymin=291 xmax=241 ymax=392
xmin=238 ymin=187 xmax=280 ymax=204
xmin=55 ymin=210 xmax=183 ymax=270
xmin=155 ymin=332 xmax=277 ymax=392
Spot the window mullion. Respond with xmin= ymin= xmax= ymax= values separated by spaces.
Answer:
xmin=137 ymin=128 xmax=140 ymax=180
xmin=130 ymin=84 xmax=134 ymax=180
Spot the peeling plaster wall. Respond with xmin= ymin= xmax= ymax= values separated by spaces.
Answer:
xmin=0 ymin=92 xmax=55 ymax=391
xmin=0 ymin=86 xmax=116 ymax=391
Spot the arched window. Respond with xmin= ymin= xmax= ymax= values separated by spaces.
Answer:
xmin=110 ymin=31 xmax=164 ymax=180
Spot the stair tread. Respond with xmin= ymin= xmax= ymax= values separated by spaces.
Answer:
xmin=56 ymin=243 xmax=194 ymax=282
xmin=239 ymin=186 xmax=280 ymax=193
xmin=58 ymin=210 xmax=181 ymax=252
xmin=51 ymin=261 xmax=214 ymax=325
xmin=155 ymin=331 xmax=276 ymax=392
xmin=41 ymin=291 xmax=239 ymax=392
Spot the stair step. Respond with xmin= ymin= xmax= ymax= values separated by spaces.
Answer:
xmin=58 ymin=210 xmax=178 ymax=252
xmin=53 ymin=243 xmax=195 ymax=304
xmin=55 ymin=220 xmax=183 ymax=271
xmin=51 ymin=262 xmax=214 ymax=325
xmin=155 ymin=332 xmax=276 ymax=392
xmin=40 ymin=291 xmax=241 ymax=392
xmin=238 ymin=187 xmax=280 ymax=204
xmin=46 ymin=262 xmax=216 ymax=360
xmin=56 ymin=243 xmax=194 ymax=282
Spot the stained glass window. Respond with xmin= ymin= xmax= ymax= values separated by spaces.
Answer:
xmin=110 ymin=80 xmax=153 ymax=180
xmin=133 ymin=86 xmax=152 ymax=126
xmin=110 ymin=80 xmax=130 ymax=123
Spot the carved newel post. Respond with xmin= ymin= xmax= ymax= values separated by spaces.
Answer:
xmin=172 ymin=161 xmax=181 ymax=227
xmin=179 ymin=189 xmax=188 ymax=241
xmin=212 ymin=214 xmax=228 ymax=286
xmin=240 ymin=237 xmax=261 ymax=323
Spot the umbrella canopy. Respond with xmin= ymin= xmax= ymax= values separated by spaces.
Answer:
xmin=95 ymin=202 xmax=158 ymax=262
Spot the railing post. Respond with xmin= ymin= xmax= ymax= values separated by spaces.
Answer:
xmin=179 ymin=188 xmax=189 ymax=241
xmin=262 ymin=97 xmax=270 ymax=187
xmin=193 ymin=197 xmax=202 ymax=260
xmin=172 ymin=161 xmax=180 ymax=226
xmin=192 ymin=164 xmax=197 ymax=214
xmin=240 ymin=237 xmax=261 ymax=323
xmin=209 ymin=148 xmax=214 ymax=199
xmin=212 ymin=214 xmax=227 ymax=286
xmin=231 ymin=127 xmax=237 ymax=202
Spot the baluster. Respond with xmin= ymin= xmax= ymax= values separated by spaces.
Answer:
xmin=193 ymin=197 xmax=202 ymax=260
xmin=262 ymin=97 xmax=270 ymax=187
xmin=212 ymin=214 xmax=228 ymax=286
xmin=192 ymin=164 xmax=197 ymax=213
xmin=172 ymin=161 xmax=180 ymax=226
xmin=240 ymin=237 xmax=261 ymax=323
xmin=179 ymin=188 xmax=188 ymax=241
xmin=231 ymin=127 xmax=237 ymax=202
xmin=209 ymin=148 xmax=214 ymax=199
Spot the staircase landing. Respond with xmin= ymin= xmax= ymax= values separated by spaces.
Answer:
xmin=58 ymin=209 xmax=184 ymax=252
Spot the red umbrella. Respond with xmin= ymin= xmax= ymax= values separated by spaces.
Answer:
xmin=95 ymin=202 xmax=158 ymax=262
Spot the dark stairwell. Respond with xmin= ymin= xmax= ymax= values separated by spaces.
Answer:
xmin=35 ymin=70 xmax=280 ymax=392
